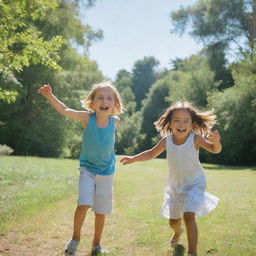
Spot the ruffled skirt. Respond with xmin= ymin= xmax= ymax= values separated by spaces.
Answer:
xmin=160 ymin=186 xmax=219 ymax=219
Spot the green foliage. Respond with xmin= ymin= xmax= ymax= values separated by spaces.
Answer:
xmin=114 ymin=69 xmax=142 ymax=155
xmin=36 ymin=0 xmax=102 ymax=49
xmin=170 ymin=0 xmax=256 ymax=90
xmin=0 ymin=54 xmax=102 ymax=157
xmin=115 ymin=69 xmax=136 ymax=115
xmin=0 ymin=88 xmax=18 ymax=103
xmin=140 ymin=76 xmax=171 ymax=150
xmin=0 ymin=0 xmax=64 ymax=76
xmin=0 ymin=1 xmax=103 ymax=158
xmin=114 ymin=58 xmax=162 ymax=155
xmin=131 ymin=56 xmax=159 ymax=109
xmin=0 ymin=0 xmax=64 ymax=103
xmin=134 ymin=54 xmax=218 ymax=153
xmin=115 ymin=54 xmax=219 ymax=157
xmin=171 ymin=0 xmax=253 ymax=52
xmin=207 ymin=57 xmax=256 ymax=165
xmin=167 ymin=0 xmax=256 ymax=165
xmin=0 ymin=0 xmax=102 ymax=104
xmin=202 ymin=42 xmax=234 ymax=89
xmin=115 ymin=1 xmax=256 ymax=166
xmin=167 ymin=54 xmax=219 ymax=108
xmin=2 ymin=1 xmax=256 ymax=166
xmin=116 ymin=112 xmax=145 ymax=155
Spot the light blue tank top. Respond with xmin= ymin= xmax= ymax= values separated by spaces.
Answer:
xmin=79 ymin=113 xmax=116 ymax=175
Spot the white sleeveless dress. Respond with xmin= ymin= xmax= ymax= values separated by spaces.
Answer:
xmin=160 ymin=133 xmax=219 ymax=219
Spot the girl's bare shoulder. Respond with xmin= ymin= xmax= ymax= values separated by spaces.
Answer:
xmin=112 ymin=115 xmax=121 ymax=128
xmin=193 ymin=134 xmax=204 ymax=150
xmin=81 ymin=111 xmax=91 ymax=128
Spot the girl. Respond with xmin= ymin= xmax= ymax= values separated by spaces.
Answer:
xmin=120 ymin=101 xmax=222 ymax=256
xmin=38 ymin=81 xmax=124 ymax=256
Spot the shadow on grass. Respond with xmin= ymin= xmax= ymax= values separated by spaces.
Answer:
xmin=204 ymin=164 xmax=256 ymax=171
xmin=166 ymin=244 xmax=185 ymax=256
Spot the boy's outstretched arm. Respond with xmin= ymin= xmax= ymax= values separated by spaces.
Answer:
xmin=120 ymin=137 xmax=166 ymax=165
xmin=38 ymin=84 xmax=88 ymax=122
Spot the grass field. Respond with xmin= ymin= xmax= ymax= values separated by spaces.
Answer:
xmin=0 ymin=156 xmax=256 ymax=256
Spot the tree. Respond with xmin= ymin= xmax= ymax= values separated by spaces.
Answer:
xmin=170 ymin=0 xmax=256 ymax=88
xmin=131 ymin=56 xmax=159 ymax=109
xmin=167 ymin=54 xmax=219 ymax=108
xmin=202 ymin=42 xmax=234 ymax=89
xmin=0 ymin=0 xmax=102 ymax=104
xmin=115 ymin=69 xmax=136 ymax=116
xmin=207 ymin=56 xmax=256 ymax=165
xmin=171 ymin=0 xmax=256 ymax=54
xmin=0 ymin=0 xmax=65 ymax=102
xmin=116 ymin=112 xmax=145 ymax=155
xmin=138 ymin=54 xmax=218 ymax=152
xmin=0 ymin=1 xmax=103 ymax=157
xmin=139 ymin=77 xmax=171 ymax=150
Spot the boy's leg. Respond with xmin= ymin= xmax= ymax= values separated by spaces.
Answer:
xmin=183 ymin=212 xmax=197 ymax=256
xmin=72 ymin=205 xmax=90 ymax=240
xmin=92 ymin=213 xmax=106 ymax=246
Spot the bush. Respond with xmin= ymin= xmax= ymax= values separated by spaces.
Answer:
xmin=0 ymin=144 xmax=14 ymax=155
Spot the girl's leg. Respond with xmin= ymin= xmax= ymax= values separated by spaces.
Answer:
xmin=92 ymin=213 xmax=106 ymax=247
xmin=169 ymin=218 xmax=182 ymax=242
xmin=183 ymin=212 xmax=197 ymax=256
xmin=72 ymin=205 xmax=90 ymax=240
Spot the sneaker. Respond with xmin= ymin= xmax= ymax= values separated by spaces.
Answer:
xmin=91 ymin=245 xmax=108 ymax=255
xmin=64 ymin=239 xmax=80 ymax=256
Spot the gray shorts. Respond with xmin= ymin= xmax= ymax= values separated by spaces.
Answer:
xmin=78 ymin=167 xmax=114 ymax=215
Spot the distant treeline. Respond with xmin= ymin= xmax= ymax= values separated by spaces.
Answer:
xmin=1 ymin=0 xmax=256 ymax=165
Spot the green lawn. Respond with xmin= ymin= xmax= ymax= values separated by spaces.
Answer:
xmin=0 ymin=156 xmax=255 ymax=256
xmin=0 ymin=156 xmax=78 ymax=232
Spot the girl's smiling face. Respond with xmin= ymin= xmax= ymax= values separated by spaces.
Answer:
xmin=169 ymin=109 xmax=193 ymax=140
xmin=92 ymin=87 xmax=116 ymax=115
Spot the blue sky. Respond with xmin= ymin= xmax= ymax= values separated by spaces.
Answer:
xmin=83 ymin=0 xmax=202 ymax=79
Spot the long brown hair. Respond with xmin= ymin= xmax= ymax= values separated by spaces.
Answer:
xmin=154 ymin=101 xmax=216 ymax=137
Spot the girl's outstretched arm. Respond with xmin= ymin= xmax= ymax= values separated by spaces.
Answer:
xmin=120 ymin=137 xmax=166 ymax=165
xmin=195 ymin=130 xmax=222 ymax=153
xmin=38 ymin=84 xmax=88 ymax=123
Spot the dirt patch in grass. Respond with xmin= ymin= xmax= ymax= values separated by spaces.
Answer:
xmin=0 ymin=196 xmax=151 ymax=256
xmin=0 ymin=196 xmax=177 ymax=256
xmin=0 ymin=197 xmax=76 ymax=256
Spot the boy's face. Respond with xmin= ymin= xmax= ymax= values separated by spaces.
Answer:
xmin=92 ymin=87 xmax=116 ymax=116
xmin=169 ymin=109 xmax=193 ymax=139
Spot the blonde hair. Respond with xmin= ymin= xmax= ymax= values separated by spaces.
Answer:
xmin=154 ymin=101 xmax=216 ymax=137
xmin=83 ymin=81 xmax=124 ymax=115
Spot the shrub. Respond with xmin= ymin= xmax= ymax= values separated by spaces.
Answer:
xmin=0 ymin=144 xmax=14 ymax=155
